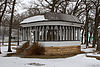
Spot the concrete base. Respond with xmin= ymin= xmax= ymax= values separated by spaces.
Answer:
xmin=38 ymin=41 xmax=81 ymax=47
xmin=16 ymin=41 xmax=81 ymax=56
xmin=38 ymin=41 xmax=81 ymax=55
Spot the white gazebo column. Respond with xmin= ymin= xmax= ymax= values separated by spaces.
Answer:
xmin=29 ymin=27 xmax=31 ymax=41
xmin=66 ymin=27 xmax=68 ymax=40
xmin=37 ymin=26 xmax=39 ymax=41
xmin=74 ymin=27 xmax=76 ymax=40
xmin=30 ymin=27 xmax=32 ymax=45
xmin=70 ymin=27 xmax=72 ymax=40
xmin=44 ymin=26 xmax=46 ymax=41
xmin=45 ymin=26 xmax=48 ymax=41
xmin=39 ymin=26 xmax=41 ymax=41
xmin=27 ymin=27 xmax=29 ymax=40
xmin=71 ymin=27 xmax=74 ymax=40
xmin=73 ymin=27 xmax=74 ymax=40
xmin=60 ymin=26 xmax=62 ymax=41
xmin=35 ymin=26 xmax=38 ymax=41
xmin=51 ymin=26 xmax=53 ymax=41
xmin=21 ymin=28 xmax=23 ymax=41
xmin=70 ymin=27 xmax=73 ymax=40
xmin=24 ymin=28 xmax=27 ymax=40
xmin=55 ymin=26 xmax=58 ymax=41
xmin=77 ymin=28 xmax=80 ymax=40
xmin=25 ymin=28 xmax=28 ymax=40
xmin=68 ymin=26 xmax=70 ymax=40
xmin=62 ymin=26 xmax=65 ymax=40
xmin=26 ymin=28 xmax=28 ymax=40
xmin=64 ymin=26 xmax=66 ymax=40
xmin=42 ymin=26 xmax=44 ymax=41
xmin=30 ymin=27 xmax=36 ymax=45
xmin=23 ymin=28 xmax=25 ymax=40
xmin=46 ymin=26 xmax=49 ymax=41
xmin=57 ymin=26 xmax=59 ymax=41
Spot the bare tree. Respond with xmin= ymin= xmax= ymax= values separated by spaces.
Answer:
xmin=94 ymin=0 xmax=100 ymax=50
xmin=34 ymin=0 xmax=70 ymax=13
xmin=0 ymin=0 xmax=8 ymax=25
xmin=8 ymin=0 xmax=16 ymax=52
xmin=1 ymin=15 xmax=9 ymax=45
xmin=0 ymin=0 xmax=8 ymax=54
xmin=92 ymin=0 xmax=100 ymax=48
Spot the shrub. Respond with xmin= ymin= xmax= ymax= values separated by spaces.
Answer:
xmin=32 ymin=42 xmax=45 ymax=55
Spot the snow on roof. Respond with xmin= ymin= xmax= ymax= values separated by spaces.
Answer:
xmin=21 ymin=15 xmax=47 ymax=23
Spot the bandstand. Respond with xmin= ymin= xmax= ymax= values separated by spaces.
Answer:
xmin=20 ymin=12 xmax=83 ymax=47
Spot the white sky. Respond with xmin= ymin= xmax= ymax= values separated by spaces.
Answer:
xmin=14 ymin=0 xmax=78 ymax=14
xmin=15 ymin=0 xmax=35 ymax=14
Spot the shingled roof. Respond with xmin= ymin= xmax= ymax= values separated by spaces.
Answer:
xmin=21 ymin=12 xmax=80 ymax=24
xmin=45 ymin=12 xmax=80 ymax=23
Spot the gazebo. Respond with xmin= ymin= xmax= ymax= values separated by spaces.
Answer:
xmin=20 ymin=12 xmax=83 ymax=55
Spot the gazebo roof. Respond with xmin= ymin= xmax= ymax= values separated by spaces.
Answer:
xmin=21 ymin=15 xmax=47 ymax=24
xmin=45 ymin=12 xmax=80 ymax=23
xmin=21 ymin=12 xmax=80 ymax=24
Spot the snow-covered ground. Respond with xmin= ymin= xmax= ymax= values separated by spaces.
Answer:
xmin=0 ymin=46 xmax=100 ymax=67
xmin=81 ymin=44 xmax=96 ymax=53
xmin=86 ymin=53 xmax=100 ymax=57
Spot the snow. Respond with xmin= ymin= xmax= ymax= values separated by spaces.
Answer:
xmin=0 ymin=46 xmax=100 ymax=67
xmin=86 ymin=53 xmax=100 ymax=57
xmin=81 ymin=48 xmax=96 ymax=53
xmin=98 ymin=26 xmax=100 ymax=28
xmin=21 ymin=15 xmax=47 ymax=23
xmin=81 ymin=45 xmax=96 ymax=53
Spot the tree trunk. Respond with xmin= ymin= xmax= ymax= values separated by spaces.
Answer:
xmin=81 ymin=29 xmax=84 ymax=44
xmin=92 ymin=31 xmax=96 ymax=47
xmin=89 ymin=31 xmax=92 ymax=44
xmin=8 ymin=0 xmax=16 ymax=52
xmin=96 ymin=0 xmax=100 ymax=50
xmin=85 ymin=0 xmax=89 ymax=48
xmin=0 ymin=43 xmax=1 ymax=54
xmin=84 ymin=31 xmax=86 ymax=44
xmin=17 ymin=28 xmax=19 ymax=46
xmin=97 ymin=41 xmax=100 ymax=51
xmin=72 ymin=0 xmax=80 ymax=15
xmin=92 ymin=0 xmax=99 ymax=48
